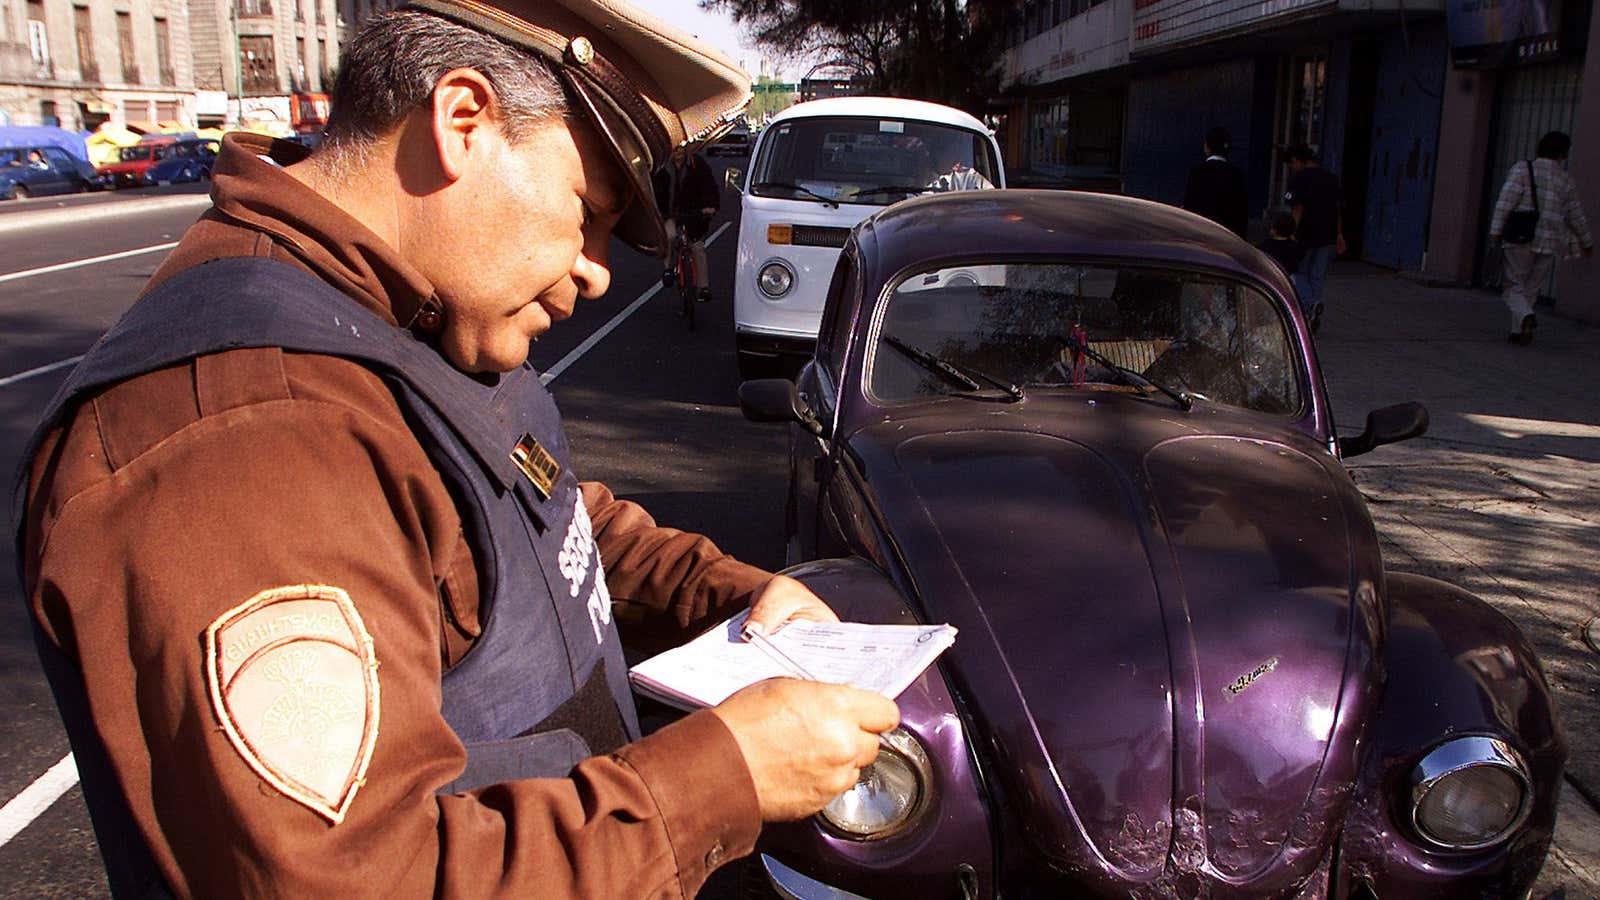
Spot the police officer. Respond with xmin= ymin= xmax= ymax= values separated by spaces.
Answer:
xmin=14 ymin=0 xmax=899 ymax=896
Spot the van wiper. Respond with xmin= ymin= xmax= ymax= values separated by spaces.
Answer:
xmin=752 ymin=181 xmax=839 ymax=208
xmin=1056 ymin=335 xmax=1192 ymax=411
xmin=883 ymin=334 xmax=1024 ymax=401
xmin=851 ymin=185 xmax=933 ymax=200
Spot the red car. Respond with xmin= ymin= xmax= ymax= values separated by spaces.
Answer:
xmin=95 ymin=140 xmax=176 ymax=189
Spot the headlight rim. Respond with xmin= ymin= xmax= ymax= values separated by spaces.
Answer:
xmin=756 ymin=258 xmax=796 ymax=299
xmin=815 ymin=725 xmax=935 ymax=842
xmin=1408 ymin=735 xmax=1533 ymax=852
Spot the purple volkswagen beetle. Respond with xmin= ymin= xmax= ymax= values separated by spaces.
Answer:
xmin=735 ymin=190 xmax=1565 ymax=898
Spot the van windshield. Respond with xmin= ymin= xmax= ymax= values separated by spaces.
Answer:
xmin=751 ymin=116 xmax=998 ymax=207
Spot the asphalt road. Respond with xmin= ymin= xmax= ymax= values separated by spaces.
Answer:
xmin=0 ymin=173 xmax=780 ymax=897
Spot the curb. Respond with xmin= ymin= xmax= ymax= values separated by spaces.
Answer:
xmin=0 ymin=194 xmax=212 ymax=235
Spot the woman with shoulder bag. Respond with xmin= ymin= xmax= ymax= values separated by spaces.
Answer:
xmin=1489 ymin=131 xmax=1595 ymax=345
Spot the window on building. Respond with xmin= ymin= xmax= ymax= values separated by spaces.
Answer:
xmin=237 ymin=0 xmax=273 ymax=17
xmin=116 ymin=11 xmax=139 ymax=83
xmin=74 ymin=5 xmax=97 ymax=82
xmin=295 ymin=36 xmax=306 ymax=87
xmin=27 ymin=0 xmax=51 ymax=78
xmin=155 ymin=17 xmax=174 ymax=84
xmin=316 ymin=0 xmax=325 ymax=24
xmin=40 ymin=99 xmax=58 ymax=126
xmin=318 ymin=36 xmax=328 ymax=83
xmin=241 ymin=35 xmax=277 ymax=93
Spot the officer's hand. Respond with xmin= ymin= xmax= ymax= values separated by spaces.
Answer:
xmin=744 ymin=575 xmax=838 ymax=636
xmin=713 ymin=679 xmax=900 ymax=820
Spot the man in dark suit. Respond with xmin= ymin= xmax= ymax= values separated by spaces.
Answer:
xmin=1182 ymin=126 xmax=1249 ymax=239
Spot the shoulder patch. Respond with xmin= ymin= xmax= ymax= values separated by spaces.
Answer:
xmin=204 ymin=584 xmax=380 ymax=824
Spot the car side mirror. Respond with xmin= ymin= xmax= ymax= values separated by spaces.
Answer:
xmin=1339 ymin=401 xmax=1428 ymax=458
xmin=739 ymin=379 xmax=823 ymax=435
xmin=725 ymin=167 xmax=743 ymax=192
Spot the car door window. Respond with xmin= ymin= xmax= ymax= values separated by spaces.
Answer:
xmin=42 ymin=148 xmax=76 ymax=175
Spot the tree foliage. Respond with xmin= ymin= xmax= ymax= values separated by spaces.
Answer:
xmin=701 ymin=0 xmax=1015 ymax=115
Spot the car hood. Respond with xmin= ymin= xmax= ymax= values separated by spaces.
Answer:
xmin=99 ymin=159 xmax=154 ymax=173
xmin=857 ymin=406 xmax=1380 ymax=889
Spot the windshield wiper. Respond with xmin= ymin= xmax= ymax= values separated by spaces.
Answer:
xmin=851 ymin=185 xmax=933 ymax=200
xmin=883 ymin=334 xmax=1024 ymax=401
xmin=1055 ymin=335 xmax=1193 ymax=411
xmin=752 ymin=181 xmax=839 ymax=208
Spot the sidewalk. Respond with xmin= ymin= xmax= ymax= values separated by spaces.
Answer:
xmin=1316 ymin=262 xmax=1600 ymax=895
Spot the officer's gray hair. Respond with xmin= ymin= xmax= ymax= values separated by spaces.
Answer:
xmin=320 ymin=10 xmax=566 ymax=162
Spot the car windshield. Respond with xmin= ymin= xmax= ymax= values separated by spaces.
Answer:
xmin=869 ymin=262 xmax=1302 ymax=414
xmin=119 ymin=145 xmax=158 ymax=162
xmin=751 ymin=116 xmax=997 ymax=206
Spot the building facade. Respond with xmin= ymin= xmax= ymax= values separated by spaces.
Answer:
xmin=998 ymin=0 xmax=1598 ymax=319
xmin=0 ymin=0 xmax=197 ymax=130
xmin=0 ymin=0 xmax=384 ymax=134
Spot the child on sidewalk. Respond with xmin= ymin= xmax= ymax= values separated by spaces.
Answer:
xmin=1259 ymin=213 xmax=1319 ymax=331
xmin=1259 ymin=212 xmax=1306 ymax=278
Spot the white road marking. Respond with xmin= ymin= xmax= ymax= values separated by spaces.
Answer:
xmin=0 ymin=220 xmax=737 ymax=844
xmin=541 ymin=221 xmax=732 ymax=386
xmin=0 ymin=242 xmax=178 ymax=285
xmin=0 ymin=355 xmax=84 ymax=388
xmin=0 ymin=755 xmax=78 ymax=849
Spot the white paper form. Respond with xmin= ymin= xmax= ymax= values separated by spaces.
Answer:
xmin=628 ymin=610 xmax=957 ymax=710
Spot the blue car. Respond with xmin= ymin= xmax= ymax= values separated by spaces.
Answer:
xmin=143 ymin=139 xmax=219 ymax=185
xmin=0 ymin=145 xmax=98 ymax=199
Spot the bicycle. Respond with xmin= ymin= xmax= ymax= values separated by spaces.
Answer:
xmin=669 ymin=221 xmax=698 ymax=331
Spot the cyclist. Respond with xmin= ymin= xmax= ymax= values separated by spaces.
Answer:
xmin=660 ymin=146 xmax=721 ymax=303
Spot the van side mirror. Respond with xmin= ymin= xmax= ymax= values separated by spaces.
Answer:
xmin=725 ymin=167 xmax=743 ymax=192
xmin=1339 ymin=401 xmax=1428 ymax=458
xmin=739 ymin=379 xmax=822 ymax=435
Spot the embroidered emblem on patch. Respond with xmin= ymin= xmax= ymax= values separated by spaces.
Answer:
xmin=204 ymin=584 xmax=380 ymax=824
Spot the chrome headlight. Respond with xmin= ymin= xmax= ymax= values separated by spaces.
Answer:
xmin=818 ymin=727 xmax=932 ymax=840
xmin=1410 ymin=736 xmax=1532 ymax=850
xmin=757 ymin=260 xmax=795 ymax=298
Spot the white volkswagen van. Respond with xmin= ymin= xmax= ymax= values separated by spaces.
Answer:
xmin=733 ymin=97 xmax=1004 ymax=377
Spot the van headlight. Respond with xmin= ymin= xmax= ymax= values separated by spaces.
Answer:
xmin=818 ymin=727 xmax=932 ymax=839
xmin=758 ymin=260 xmax=795 ymax=298
xmin=1409 ymin=736 xmax=1532 ymax=850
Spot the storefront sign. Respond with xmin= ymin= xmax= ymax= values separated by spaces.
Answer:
xmin=1132 ymin=0 xmax=1336 ymax=53
xmin=1446 ymin=0 xmax=1562 ymax=67
xmin=293 ymin=92 xmax=331 ymax=132
xmin=1006 ymin=0 xmax=1130 ymax=85
xmin=196 ymin=90 xmax=229 ymax=117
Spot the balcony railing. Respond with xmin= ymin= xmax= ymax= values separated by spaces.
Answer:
xmin=237 ymin=0 xmax=273 ymax=16
xmin=79 ymin=60 xmax=100 ymax=82
xmin=159 ymin=65 xmax=175 ymax=85
xmin=122 ymin=63 xmax=141 ymax=84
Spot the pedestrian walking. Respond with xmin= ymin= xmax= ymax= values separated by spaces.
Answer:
xmin=1183 ymin=126 xmax=1249 ymax=239
xmin=13 ymin=2 xmax=899 ymax=896
xmin=1489 ymin=130 xmax=1594 ymax=345
xmin=1282 ymin=144 xmax=1345 ymax=331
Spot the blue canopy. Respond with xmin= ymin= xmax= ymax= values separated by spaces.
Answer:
xmin=0 ymin=125 xmax=91 ymax=162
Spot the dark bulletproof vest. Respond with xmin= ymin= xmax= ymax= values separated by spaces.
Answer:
xmin=13 ymin=257 xmax=641 ymax=897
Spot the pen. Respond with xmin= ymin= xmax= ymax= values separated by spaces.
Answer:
xmin=741 ymin=622 xmax=819 ymax=681
xmin=741 ymin=621 xmax=900 ymax=751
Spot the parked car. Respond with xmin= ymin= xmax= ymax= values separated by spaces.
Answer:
xmin=95 ymin=140 xmax=178 ymax=188
xmin=0 ymin=145 xmax=99 ymax=199
xmin=732 ymin=96 xmax=1004 ymax=379
xmin=735 ymin=190 xmax=1565 ymax=898
xmin=143 ymin=138 xmax=219 ymax=184
xmin=708 ymin=121 xmax=752 ymax=156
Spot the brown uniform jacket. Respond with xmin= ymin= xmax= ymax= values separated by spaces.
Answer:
xmin=20 ymin=133 xmax=767 ymax=898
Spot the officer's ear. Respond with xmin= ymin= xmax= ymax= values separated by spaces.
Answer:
xmin=430 ymin=67 xmax=499 ymax=183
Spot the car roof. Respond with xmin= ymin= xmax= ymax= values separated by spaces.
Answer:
xmin=768 ymin=96 xmax=988 ymax=133
xmin=857 ymin=189 xmax=1293 ymax=293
